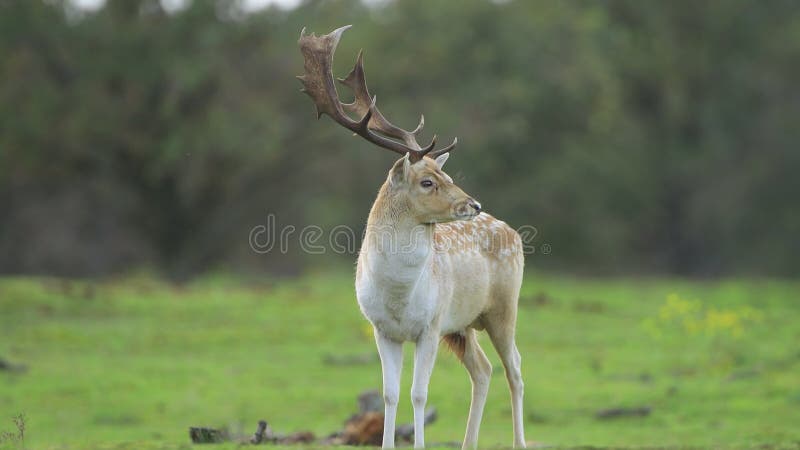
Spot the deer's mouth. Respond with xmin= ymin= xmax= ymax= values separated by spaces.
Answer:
xmin=453 ymin=203 xmax=480 ymax=220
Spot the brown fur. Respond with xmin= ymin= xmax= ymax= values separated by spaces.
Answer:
xmin=442 ymin=333 xmax=467 ymax=360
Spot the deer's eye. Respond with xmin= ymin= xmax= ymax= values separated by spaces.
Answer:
xmin=420 ymin=179 xmax=434 ymax=188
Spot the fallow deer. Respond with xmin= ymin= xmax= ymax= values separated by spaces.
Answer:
xmin=298 ymin=25 xmax=526 ymax=449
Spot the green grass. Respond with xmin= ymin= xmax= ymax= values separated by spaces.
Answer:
xmin=1 ymin=272 xmax=799 ymax=449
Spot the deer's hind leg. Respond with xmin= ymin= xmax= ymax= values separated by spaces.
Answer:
xmin=447 ymin=328 xmax=492 ymax=449
xmin=484 ymin=296 xmax=526 ymax=448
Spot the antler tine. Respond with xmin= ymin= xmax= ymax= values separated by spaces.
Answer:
xmin=298 ymin=25 xmax=456 ymax=162
xmin=429 ymin=137 xmax=458 ymax=158
xmin=411 ymin=115 xmax=425 ymax=136
xmin=338 ymin=51 xmax=426 ymax=154
xmin=419 ymin=134 xmax=437 ymax=154
xmin=338 ymin=50 xmax=372 ymax=116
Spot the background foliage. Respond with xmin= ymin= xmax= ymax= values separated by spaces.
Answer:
xmin=1 ymin=0 xmax=799 ymax=278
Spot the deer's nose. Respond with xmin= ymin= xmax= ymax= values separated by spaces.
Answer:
xmin=469 ymin=200 xmax=482 ymax=213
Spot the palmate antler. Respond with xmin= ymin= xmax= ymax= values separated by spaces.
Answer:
xmin=297 ymin=25 xmax=457 ymax=162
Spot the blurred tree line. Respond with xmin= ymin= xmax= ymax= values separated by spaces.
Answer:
xmin=1 ymin=0 xmax=798 ymax=278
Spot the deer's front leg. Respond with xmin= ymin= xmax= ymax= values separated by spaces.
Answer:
xmin=411 ymin=330 xmax=439 ymax=449
xmin=375 ymin=331 xmax=403 ymax=449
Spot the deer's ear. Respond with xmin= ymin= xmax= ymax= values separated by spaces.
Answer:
xmin=434 ymin=153 xmax=450 ymax=169
xmin=403 ymin=153 xmax=412 ymax=176
xmin=389 ymin=153 xmax=411 ymax=186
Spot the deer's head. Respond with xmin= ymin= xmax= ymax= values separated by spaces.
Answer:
xmin=387 ymin=154 xmax=480 ymax=224
xmin=298 ymin=25 xmax=480 ymax=224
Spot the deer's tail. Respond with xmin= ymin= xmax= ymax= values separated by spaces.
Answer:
xmin=442 ymin=332 xmax=466 ymax=360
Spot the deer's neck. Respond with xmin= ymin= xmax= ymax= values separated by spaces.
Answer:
xmin=362 ymin=183 xmax=435 ymax=285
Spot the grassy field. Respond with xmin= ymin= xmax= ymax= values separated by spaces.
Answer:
xmin=0 ymin=272 xmax=799 ymax=449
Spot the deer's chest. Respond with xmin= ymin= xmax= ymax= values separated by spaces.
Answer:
xmin=356 ymin=271 xmax=439 ymax=342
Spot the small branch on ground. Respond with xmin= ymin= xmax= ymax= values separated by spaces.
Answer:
xmin=250 ymin=420 xmax=273 ymax=444
xmin=0 ymin=413 xmax=27 ymax=448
